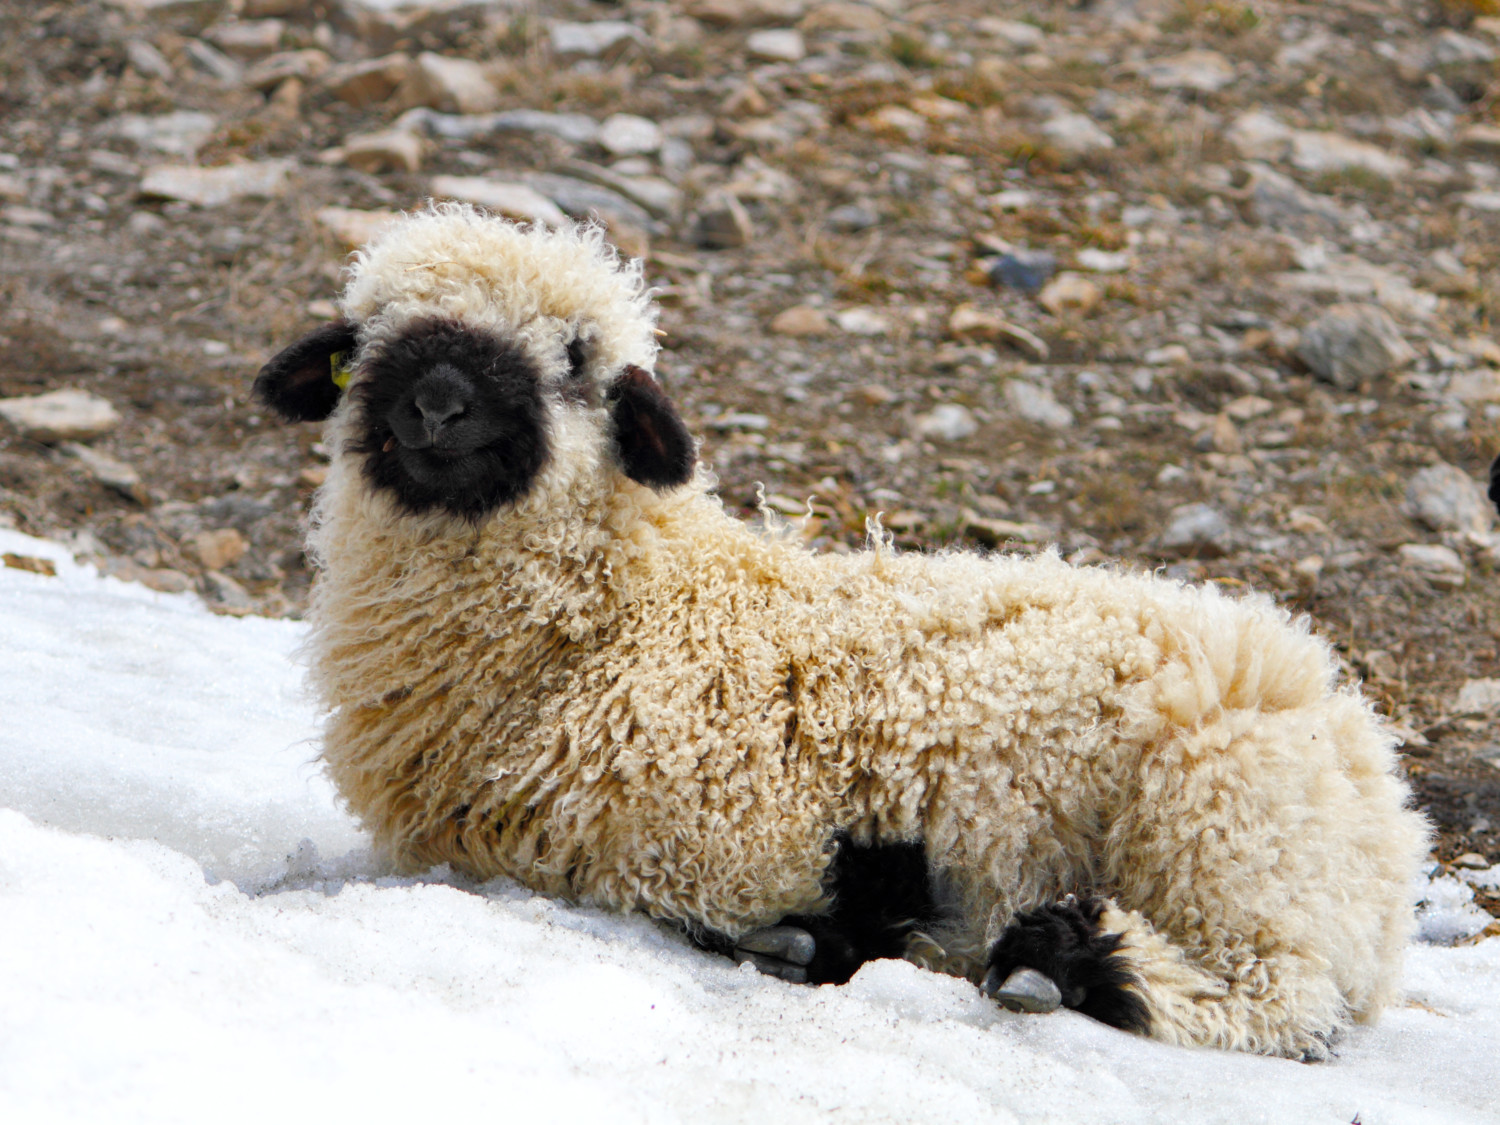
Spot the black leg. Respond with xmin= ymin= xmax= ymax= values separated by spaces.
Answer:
xmin=983 ymin=896 xmax=1151 ymax=1034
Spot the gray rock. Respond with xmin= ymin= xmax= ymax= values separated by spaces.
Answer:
xmin=597 ymin=114 xmax=663 ymax=157
xmin=1297 ymin=303 xmax=1415 ymax=389
xmin=549 ymin=21 xmax=647 ymax=59
xmin=1140 ymin=49 xmax=1236 ymax=92
xmin=0 ymin=389 xmax=122 ymax=443
xmin=107 ymin=111 xmax=217 ymax=157
xmin=204 ymin=19 xmax=284 ymax=58
xmin=1225 ymin=111 xmax=1294 ymax=161
xmin=340 ymin=128 xmax=423 ymax=174
xmin=915 ymin=404 xmax=979 ymax=443
xmin=1397 ymin=543 xmax=1466 ymax=589
xmin=396 ymin=52 xmax=498 ymax=115
xmin=1160 ymin=503 xmax=1231 ymax=557
xmin=139 ymin=160 xmax=295 ymax=207
xmin=200 ymin=569 xmax=255 ymax=614
xmin=400 ymin=108 xmax=600 ymax=147
xmin=322 ymin=53 xmax=411 ymax=108
xmin=1005 ymin=381 xmax=1074 ymax=430
xmin=1455 ymin=678 xmax=1500 ymax=713
xmin=525 ymin=173 xmax=654 ymax=228
xmin=1403 ymin=462 xmax=1493 ymax=538
xmin=183 ymin=39 xmax=244 ymax=85
xmin=827 ymin=202 xmax=880 ymax=232
xmin=428 ymin=177 xmax=568 ymax=226
xmin=1289 ymin=131 xmax=1409 ymax=179
xmin=242 ymin=49 xmax=330 ymax=92
xmin=1040 ymin=112 xmax=1115 ymax=155
xmin=746 ymin=29 xmax=807 ymax=63
xmin=691 ymin=190 xmax=753 ymax=249
xmin=556 ymin=160 xmax=681 ymax=219
xmin=1242 ymin=163 xmax=1350 ymax=229
xmin=58 ymin=442 xmax=146 ymax=502
xmin=988 ymin=249 xmax=1056 ymax=293
xmin=124 ymin=39 xmax=174 ymax=81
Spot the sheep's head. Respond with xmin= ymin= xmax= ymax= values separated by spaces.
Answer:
xmin=252 ymin=204 xmax=694 ymax=521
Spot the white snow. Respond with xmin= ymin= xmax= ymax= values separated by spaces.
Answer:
xmin=2 ymin=527 xmax=1498 ymax=1125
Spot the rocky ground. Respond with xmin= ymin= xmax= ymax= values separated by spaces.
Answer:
xmin=1 ymin=0 xmax=1498 ymax=917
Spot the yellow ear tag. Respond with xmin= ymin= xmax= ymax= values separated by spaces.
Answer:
xmin=330 ymin=351 xmax=353 ymax=390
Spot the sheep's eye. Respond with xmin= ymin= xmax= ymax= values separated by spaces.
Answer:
xmin=565 ymin=336 xmax=588 ymax=377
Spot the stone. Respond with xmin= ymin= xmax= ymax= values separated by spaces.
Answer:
xmin=1445 ymin=369 xmax=1500 ymax=402
xmin=802 ymin=3 xmax=887 ymax=32
xmin=1460 ymin=124 xmax=1500 ymax=152
xmin=200 ymin=569 xmax=255 ymax=614
xmin=1456 ymin=678 xmax=1500 ymax=712
xmin=184 ymin=40 xmax=243 ymax=85
xmin=1431 ymin=29 xmax=1498 ymax=65
xmin=691 ymin=190 xmax=753 ymax=249
xmin=396 ymin=52 xmax=499 ymax=115
xmin=1398 ymin=543 xmax=1466 ymax=589
xmin=862 ymin=105 xmax=927 ymax=139
xmin=1140 ymin=49 xmax=1235 ymax=92
xmin=315 ymin=206 xmax=400 ymax=247
xmin=59 ymin=442 xmax=146 ymax=503
xmin=827 ymin=202 xmax=880 ymax=231
xmin=1404 ymin=462 xmax=1493 ymax=538
xmin=915 ymin=404 xmax=978 ymax=443
xmin=1296 ymin=303 xmax=1415 ymax=389
xmin=1461 ymin=191 xmax=1500 ymax=213
xmin=428 ymin=177 xmax=569 ymax=226
xmin=242 ymin=49 xmax=329 ymax=92
xmin=687 ymin=0 xmax=805 ymax=25
xmin=401 ymin=108 xmax=601 ymax=148
xmin=988 ymin=249 xmax=1056 ymax=293
xmin=555 ymin=161 xmax=681 ymax=219
xmin=1289 ymin=132 xmax=1410 ymax=179
xmin=3 ymin=552 xmax=57 ymax=577
xmin=977 ymin=18 xmax=1046 ymax=49
xmin=124 ymin=39 xmax=174 ymax=80
xmin=191 ymin=527 xmax=248 ymax=571
xmin=524 ymin=173 xmax=653 ymax=228
xmin=1040 ymin=113 xmax=1115 ymax=155
xmin=549 ymin=21 xmax=647 ymax=59
xmin=204 ymin=19 xmax=284 ymax=58
xmin=1452 ymin=852 xmax=1493 ymax=870
xmin=1225 ymin=111 xmax=1295 ymax=161
xmin=746 ymin=29 xmax=807 ymax=63
xmin=1038 ymin=273 xmax=1101 ymax=316
xmin=1243 ymin=163 xmax=1349 ymax=229
xmin=947 ymin=305 xmax=1049 ymax=361
xmin=139 ymin=160 xmax=294 ymax=207
xmin=834 ymin=308 xmax=891 ymax=336
xmin=1075 ymin=248 xmax=1131 ymax=273
xmin=598 ymin=114 xmax=664 ymax=157
xmin=323 ymin=54 xmax=411 ymax=108
xmin=340 ymin=129 xmax=423 ymax=174
xmin=1005 ymin=380 xmax=1073 ymax=430
xmin=106 ymin=111 xmax=217 ymax=157
xmin=0 ymin=389 xmax=121 ymax=443
xmin=1160 ymin=503 xmax=1231 ymax=557
xmin=770 ymin=306 xmax=832 ymax=336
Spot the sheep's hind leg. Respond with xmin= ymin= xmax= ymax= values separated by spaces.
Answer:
xmin=700 ymin=837 xmax=938 ymax=985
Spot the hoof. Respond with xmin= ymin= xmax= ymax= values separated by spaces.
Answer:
xmin=734 ymin=925 xmax=817 ymax=983
xmin=984 ymin=966 xmax=1063 ymax=1014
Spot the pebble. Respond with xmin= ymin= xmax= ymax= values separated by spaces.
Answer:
xmin=1159 ymin=503 xmax=1231 ymax=557
xmin=1140 ymin=49 xmax=1236 ymax=92
xmin=827 ymin=203 xmax=880 ymax=231
xmin=1005 ymin=380 xmax=1073 ymax=430
xmin=525 ymin=173 xmax=653 ymax=228
xmin=205 ymin=19 xmax=285 ymax=58
xmin=598 ymin=114 xmax=664 ymax=157
xmin=59 ymin=442 xmax=146 ymax=503
xmin=200 ymin=570 xmax=255 ymax=615
xmin=549 ymin=21 xmax=647 ymax=59
xmin=915 ymin=404 xmax=978 ymax=443
xmin=340 ymin=128 xmax=423 ymax=174
xmin=428 ymin=177 xmax=569 ymax=227
xmin=1397 ymin=543 xmax=1466 ymax=589
xmin=315 ymin=206 xmax=401 ymax=247
xmin=242 ymin=49 xmax=328 ymax=92
xmin=771 ymin=306 xmax=832 ymax=337
xmin=398 ymin=52 xmax=499 ymax=115
xmin=691 ymin=190 xmax=753 ymax=249
xmin=1403 ymin=462 xmax=1493 ymax=537
xmin=0 ymin=389 xmax=122 ymax=443
xmin=1040 ymin=113 xmax=1115 ymax=155
xmin=946 ymin=304 xmax=1049 ymax=361
xmin=140 ymin=159 xmax=293 ymax=207
xmin=1452 ymin=852 xmax=1493 ymax=870
xmin=1290 ymin=131 xmax=1410 ymax=179
xmin=1296 ymin=303 xmax=1415 ymax=389
xmin=1074 ymin=248 xmax=1131 ymax=273
xmin=687 ymin=0 xmax=805 ymax=25
xmin=323 ymin=53 xmax=411 ymax=108
xmin=1455 ymin=678 xmax=1500 ymax=712
xmin=978 ymin=18 xmax=1046 ymax=50
xmin=184 ymin=39 xmax=244 ymax=85
xmin=557 ymin=160 xmax=681 ymax=219
xmin=106 ymin=111 xmax=217 ymax=157
xmin=125 ymin=39 xmax=174 ymax=81
xmin=746 ymin=29 xmax=806 ymax=63
xmin=834 ymin=308 xmax=891 ymax=336
xmin=988 ymin=249 xmax=1056 ymax=293
xmin=1444 ymin=369 xmax=1500 ymax=402
xmin=1225 ymin=111 xmax=1295 ymax=161
xmin=106 ymin=559 xmax=191 ymax=594
xmin=1037 ymin=273 xmax=1101 ymax=316
xmin=403 ymin=108 xmax=600 ymax=147
xmin=191 ymin=528 xmax=249 ymax=571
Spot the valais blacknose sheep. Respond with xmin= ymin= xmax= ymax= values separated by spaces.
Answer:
xmin=255 ymin=204 xmax=1427 ymax=1059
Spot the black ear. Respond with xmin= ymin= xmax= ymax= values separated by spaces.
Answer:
xmin=607 ymin=365 xmax=696 ymax=490
xmin=1490 ymin=454 xmax=1500 ymax=515
xmin=252 ymin=319 xmax=359 ymax=423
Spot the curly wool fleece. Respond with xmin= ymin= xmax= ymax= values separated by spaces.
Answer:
xmin=302 ymin=205 xmax=1427 ymax=1059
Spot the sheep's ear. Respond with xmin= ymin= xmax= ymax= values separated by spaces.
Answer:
xmin=1490 ymin=454 xmax=1500 ymax=515
xmin=253 ymin=319 xmax=359 ymax=423
xmin=607 ymin=365 xmax=696 ymax=490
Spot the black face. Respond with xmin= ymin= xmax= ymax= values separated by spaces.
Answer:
xmin=350 ymin=318 xmax=551 ymax=519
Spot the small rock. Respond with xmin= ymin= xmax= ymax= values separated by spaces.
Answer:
xmin=834 ymin=308 xmax=890 ymax=336
xmin=1243 ymin=162 xmax=1349 ymax=229
xmin=402 ymin=108 xmax=601 ymax=147
xmin=1460 ymin=124 xmax=1500 ymax=152
xmin=770 ymin=306 xmax=832 ymax=337
xmin=3 ymin=553 xmax=57 ymax=577
xmin=1075 ymin=248 xmax=1131 ymax=273
xmin=962 ymin=514 xmax=1049 ymax=547
xmin=827 ymin=202 xmax=880 ymax=231
xmin=125 ymin=39 xmax=174 ymax=80
xmin=323 ymin=53 xmax=411 ymax=108
xmin=105 ymin=559 xmax=192 ymax=594
xmin=549 ymin=20 xmax=647 ymax=59
xmin=525 ymin=173 xmax=653 ymax=227
xmin=242 ymin=49 xmax=329 ymax=92
xmin=1445 ymin=369 xmax=1500 ymax=402
xmin=746 ymin=29 xmax=807 ymax=62
xmin=140 ymin=160 xmax=294 ymax=208
xmin=687 ymin=0 xmax=805 ymax=25
xmin=1456 ymin=679 xmax=1500 ymax=712
xmin=1290 ymin=131 xmax=1409 ymax=179
xmin=1431 ymin=29 xmax=1498 ymax=65
xmin=1037 ymin=273 xmax=1101 ymax=316
xmin=428 ymin=177 xmax=569 ymax=227
xmin=106 ymin=111 xmax=217 ymax=157
xmin=1403 ymin=463 xmax=1493 ymax=538
xmin=1160 ymin=503 xmax=1231 ymax=557
xmin=861 ymin=105 xmax=927 ymax=139
xmin=315 ymin=206 xmax=401 ymax=247
xmin=1040 ymin=112 xmax=1115 ymax=155
xmin=1005 ymin=381 xmax=1073 ymax=430
xmin=947 ymin=304 xmax=1049 ymax=360
xmin=191 ymin=527 xmax=249 ymax=571
xmin=915 ymin=404 xmax=978 ymax=443
xmin=1297 ymin=303 xmax=1415 ymax=389
xmin=59 ymin=442 xmax=146 ymax=502
xmin=691 ymin=190 xmax=753 ymax=249
xmin=205 ymin=19 xmax=284 ymax=58
xmin=1210 ymin=413 xmax=1243 ymax=455
xmin=801 ymin=2 xmax=885 ymax=32
xmin=1140 ymin=49 xmax=1235 ymax=92
xmin=988 ymin=249 xmax=1056 ymax=293
xmin=1398 ymin=543 xmax=1466 ymax=589
xmin=977 ymin=18 xmax=1046 ymax=50
xmin=1453 ymin=852 xmax=1493 ymax=870
xmin=555 ymin=161 xmax=680 ymax=219
xmin=1224 ymin=395 xmax=1274 ymax=420
xmin=396 ymin=52 xmax=499 ymax=115
xmin=598 ymin=114 xmax=663 ymax=157
xmin=1292 ymin=555 xmax=1324 ymax=588
xmin=1461 ymin=191 xmax=1500 ymax=213
xmin=0 ymin=389 xmax=122 ymax=443
xmin=184 ymin=39 xmax=244 ymax=85
xmin=201 ymin=569 xmax=255 ymax=615
xmin=1225 ymin=111 xmax=1295 ymax=161
xmin=340 ymin=128 xmax=423 ymax=174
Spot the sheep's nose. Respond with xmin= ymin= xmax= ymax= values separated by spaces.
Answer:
xmin=411 ymin=366 xmax=471 ymax=442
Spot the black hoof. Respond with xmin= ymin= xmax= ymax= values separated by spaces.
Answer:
xmin=985 ymin=897 xmax=1150 ymax=1035
xmin=733 ymin=925 xmax=817 ymax=983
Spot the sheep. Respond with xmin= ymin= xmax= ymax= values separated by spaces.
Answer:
xmin=253 ymin=203 xmax=1428 ymax=1060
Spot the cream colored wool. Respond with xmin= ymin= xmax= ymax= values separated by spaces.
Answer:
xmin=303 ymin=204 xmax=1428 ymax=1059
